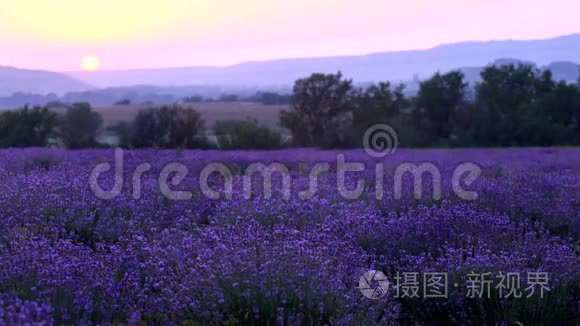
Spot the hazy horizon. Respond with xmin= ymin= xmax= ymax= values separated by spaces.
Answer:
xmin=1 ymin=0 xmax=579 ymax=72
xmin=1 ymin=32 xmax=578 ymax=73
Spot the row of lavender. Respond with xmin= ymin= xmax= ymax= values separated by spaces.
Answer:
xmin=0 ymin=148 xmax=578 ymax=324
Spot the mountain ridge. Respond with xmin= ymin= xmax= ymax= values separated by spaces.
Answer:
xmin=66 ymin=33 xmax=580 ymax=87
xmin=1 ymin=33 xmax=579 ymax=96
xmin=0 ymin=66 xmax=92 ymax=96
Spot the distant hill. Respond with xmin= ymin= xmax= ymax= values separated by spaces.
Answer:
xmin=0 ymin=66 xmax=91 ymax=96
xmin=458 ymin=59 xmax=580 ymax=85
xmin=1 ymin=33 xmax=579 ymax=107
xmin=545 ymin=61 xmax=580 ymax=82
xmin=68 ymin=33 xmax=580 ymax=87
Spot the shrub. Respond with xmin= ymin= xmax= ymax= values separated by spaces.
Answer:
xmin=131 ymin=105 xmax=208 ymax=148
xmin=58 ymin=103 xmax=103 ymax=149
xmin=0 ymin=106 xmax=57 ymax=148
xmin=214 ymin=119 xmax=284 ymax=149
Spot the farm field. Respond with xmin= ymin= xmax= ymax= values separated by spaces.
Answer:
xmin=0 ymin=147 xmax=578 ymax=324
xmin=80 ymin=102 xmax=288 ymax=132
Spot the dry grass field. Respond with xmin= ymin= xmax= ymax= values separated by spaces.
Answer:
xmin=90 ymin=102 xmax=289 ymax=133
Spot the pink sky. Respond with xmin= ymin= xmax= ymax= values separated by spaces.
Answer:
xmin=0 ymin=0 xmax=578 ymax=72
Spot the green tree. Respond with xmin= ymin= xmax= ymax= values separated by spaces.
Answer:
xmin=0 ymin=106 xmax=57 ymax=147
xmin=258 ymin=92 xmax=291 ymax=105
xmin=352 ymin=82 xmax=407 ymax=145
xmin=474 ymin=64 xmax=552 ymax=146
xmin=516 ymin=80 xmax=580 ymax=145
xmin=131 ymin=105 xmax=207 ymax=148
xmin=280 ymin=72 xmax=354 ymax=148
xmin=539 ymin=81 xmax=580 ymax=126
xmin=59 ymin=103 xmax=103 ymax=149
xmin=413 ymin=71 xmax=467 ymax=145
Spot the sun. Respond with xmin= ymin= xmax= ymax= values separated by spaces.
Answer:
xmin=81 ymin=55 xmax=101 ymax=71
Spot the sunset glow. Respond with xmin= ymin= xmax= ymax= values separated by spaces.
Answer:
xmin=0 ymin=0 xmax=579 ymax=71
xmin=81 ymin=56 xmax=101 ymax=71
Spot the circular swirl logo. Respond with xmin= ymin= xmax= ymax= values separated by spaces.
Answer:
xmin=363 ymin=124 xmax=398 ymax=158
xmin=358 ymin=270 xmax=390 ymax=299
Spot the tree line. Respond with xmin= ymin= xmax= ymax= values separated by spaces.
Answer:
xmin=282 ymin=64 xmax=580 ymax=148
xmin=0 ymin=103 xmax=284 ymax=149
xmin=1 ymin=63 xmax=579 ymax=149
xmin=0 ymin=103 xmax=103 ymax=149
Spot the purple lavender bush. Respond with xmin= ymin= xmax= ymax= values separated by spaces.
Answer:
xmin=0 ymin=148 xmax=578 ymax=324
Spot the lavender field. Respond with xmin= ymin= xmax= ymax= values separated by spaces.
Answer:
xmin=0 ymin=148 xmax=579 ymax=324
